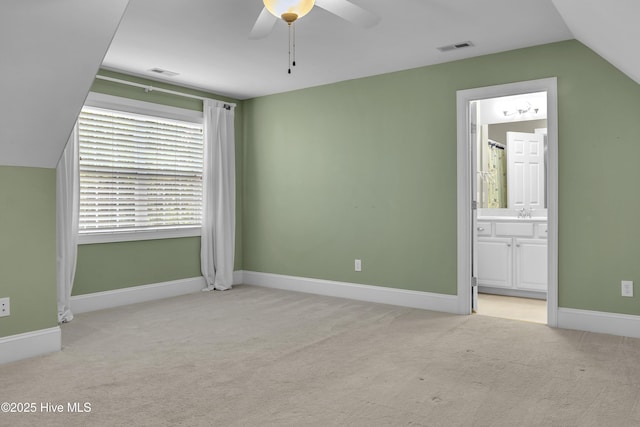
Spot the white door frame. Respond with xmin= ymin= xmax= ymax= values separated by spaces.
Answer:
xmin=456 ymin=78 xmax=559 ymax=326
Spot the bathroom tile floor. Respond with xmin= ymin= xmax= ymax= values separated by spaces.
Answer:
xmin=476 ymin=293 xmax=547 ymax=324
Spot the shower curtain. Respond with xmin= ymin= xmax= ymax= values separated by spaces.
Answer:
xmin=487 ymin=144 xmax=507 ymax=208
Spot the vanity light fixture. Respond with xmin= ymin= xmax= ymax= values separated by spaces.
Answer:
xmin=503 ymin=102 xmax=539 ymax=117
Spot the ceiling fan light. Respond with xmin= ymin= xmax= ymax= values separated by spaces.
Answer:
xmin=263 ymin=0 xmax=315 ymax=21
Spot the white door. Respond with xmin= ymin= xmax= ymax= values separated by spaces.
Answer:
xmin=507 ymin=132 xmax=545 ymax=210
xmin=470 ymin=102 xmax=479 ymax=312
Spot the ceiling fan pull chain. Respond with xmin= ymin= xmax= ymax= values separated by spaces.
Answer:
xmin=292 ymin=23 xmax=296 ymax=67
xmin=288 ymin=22 xmax=292 ymax=74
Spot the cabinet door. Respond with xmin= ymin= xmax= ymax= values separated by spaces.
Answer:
xmin=515 ymin=238 xmax=547 ymax=291
xmin=477 ymin=238 xmax=513 ymax=288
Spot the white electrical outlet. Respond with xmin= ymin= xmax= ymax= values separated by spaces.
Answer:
xmin=0 ymin=298 xmax=10 ymax=317
xmin=355 ymin=259 xmax=362 ymax=272
xmin=621 ymin=281 xmax=634 ymax=297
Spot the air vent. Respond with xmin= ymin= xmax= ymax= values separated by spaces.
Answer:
xmin=148 ymin=68 xmax=179 ymax=77
xmin=437 ymin=41 xmax=474 ymax=53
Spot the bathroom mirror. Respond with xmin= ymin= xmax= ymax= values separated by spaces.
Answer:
xmin=474 ymin=92 xmax=548 ymax=212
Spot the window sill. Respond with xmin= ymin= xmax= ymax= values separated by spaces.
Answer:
xmin=78 ymin=227 xmax=201 ymax=245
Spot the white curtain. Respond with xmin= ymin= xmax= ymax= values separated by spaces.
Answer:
xmin=201 ymin=100 xmax=236 ymax=291
xmin=56 ymin=124 xmax=79 ymax=322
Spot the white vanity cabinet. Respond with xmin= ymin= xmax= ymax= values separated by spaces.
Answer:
xmin=514 ymin=238 xmax=547 ymax=292
xmin=476 ymin=218 xmax=547 ymax=297
xmin=477 ymin=237 xmax=512 ymax=289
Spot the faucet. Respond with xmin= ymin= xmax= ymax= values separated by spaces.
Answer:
xmin=517 ymin=208 xmax=530 ymax=219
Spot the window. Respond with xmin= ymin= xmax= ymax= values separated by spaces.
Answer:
xmin=77 ymin=96 xmax=204 ymax=243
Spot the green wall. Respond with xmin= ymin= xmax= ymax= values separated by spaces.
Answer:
xmin=243 ymin=40 xmax=640 ymax=315
xmin=0 ymin=167 xmax=57 ymax=337
xmin=74 ymin=238 xmax=201 ymax=294
xmin=3 ymin=39 xmax=639 ymax=341
xmin=72 ymin=70 xmax=243 ymax=295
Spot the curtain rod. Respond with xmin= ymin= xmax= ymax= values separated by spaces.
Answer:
xmin=95 ymin=75 xmax=236 ymax=109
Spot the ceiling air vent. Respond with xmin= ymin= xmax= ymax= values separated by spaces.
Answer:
xmin=437 ymin=41 xmax=474 ymax=53
xmin=148 ymin=68 xmax=179 ymax=77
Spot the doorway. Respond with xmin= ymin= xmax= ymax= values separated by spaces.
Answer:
xmin=474 ymin=93 xmax=548 ymax=323
xmin=455 ymin=78 xmax=558 ymax=327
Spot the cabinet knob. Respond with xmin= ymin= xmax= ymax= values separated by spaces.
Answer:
xmin=477 ymin=227 xmax=485 ymax=231
xmin=516 ymin=244 xmax=521 ymax=247
xmin=507 ymin=243 xmax=511 ymax=247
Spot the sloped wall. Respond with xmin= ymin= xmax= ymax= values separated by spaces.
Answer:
xmin=0 ymin=1 xmax=129 ymax=338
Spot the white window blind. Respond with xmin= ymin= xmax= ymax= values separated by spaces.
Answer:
xmin=78 ymin=106 xmax=204 ymax=235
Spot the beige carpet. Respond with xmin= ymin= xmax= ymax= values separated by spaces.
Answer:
xmin=2 ymin=285 xmax=640 ymax=426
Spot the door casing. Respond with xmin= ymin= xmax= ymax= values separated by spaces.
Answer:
xmin=455 ymin=78 xmax=558 ymax=326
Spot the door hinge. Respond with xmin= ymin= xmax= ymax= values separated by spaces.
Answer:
xmin=472 ymin=200 xmax=478 ymax=210
xmin=471 ymin=123 xmax=477 ymax=134
xmin=471 ymin=277 xmax=478 ymax=287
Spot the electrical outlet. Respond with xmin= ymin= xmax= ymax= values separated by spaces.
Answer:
xmin=355 ymin=259 xmax=362 ymax=272
xmin=0 ymin=298 xmax=10 ymax=317
xmin=621 ymin=281 xmax=634 ymax=297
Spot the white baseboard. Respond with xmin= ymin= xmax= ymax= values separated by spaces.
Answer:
xmin=71 ymin=276 xmax=206 ymax=314
xmin=0 ymin=327 xmax=61 ymax=365
xmin=241 ymin=271 xmax=459 ymax=313
xmin=233 ymin=270 xmax=244 ymax=286
xmin=558 ymin=307 xmax=640 ymax=339
xmin=478 ymin=286 xmax=546 ymax=300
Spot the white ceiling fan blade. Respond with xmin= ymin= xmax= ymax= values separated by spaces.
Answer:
xmin=314 ymin=0 xmax=380 ymax=28
xmin=249 ymin=7 xmax=278 ymax=39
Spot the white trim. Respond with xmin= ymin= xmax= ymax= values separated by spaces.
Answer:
xmin=456 ymin=78 xmax=559 ymax=324
xmin=94 ymin=75 xmax=237 ymax=108
xmin=71 ymin=276 xmax=206 ymax=314
xmin=85 ymin=91 xmax=203 ymax=123
xmin=233 ymin=270 xmax=244 ymax=286
xmin=78 ymin=227 xmax=201 ymax=245
xmin=557 ymin=308 xmax=640 ymax=339
xmin=478 ymin=286 xmax=546 ymax=300
xmin=242 ymin=271 xmax=459 ymax=313
xmin=0 ymin=327 xmax=61 ymax=365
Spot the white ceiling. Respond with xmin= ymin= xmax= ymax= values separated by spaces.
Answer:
xmin=0 ymin=0 xmax=129 ymax=168
xmin=552 ymin=0 xmax=640 ymax=84
xmin=1 ymin=1 xmax=637 ymax=168
xmin=102 ymin=0 xmax=577 ymax=100
xmin=101 ymin=0 xmax=639 ymax=101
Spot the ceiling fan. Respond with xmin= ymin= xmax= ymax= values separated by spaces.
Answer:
xmin=250 ymin=0 xmax=380 ymax=39
xmin=250 ymin=0 xmax=380 ymax=73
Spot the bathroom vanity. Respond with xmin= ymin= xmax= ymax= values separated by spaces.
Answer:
xmin=476 ymin=215 xmax=547 ymax=299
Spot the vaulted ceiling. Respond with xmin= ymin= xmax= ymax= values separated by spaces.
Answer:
xmin=1 ymin=0 xmax=638 ymax=167
xmin=1 ymin=0 xmax=129 ymax=168
xmin=104 ymin=0 xmax=574 ymax=100
xmin=102 ymin=0 xmax=639 ymax=99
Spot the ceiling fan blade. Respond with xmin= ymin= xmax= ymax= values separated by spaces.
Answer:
xmin=314 ymin=0 xmax=380 ymax=28
xmin=249 ymin=7 xmax=277 ymax=39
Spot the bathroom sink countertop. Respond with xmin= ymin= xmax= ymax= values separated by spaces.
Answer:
xmin=477 ymin=216 xmax=548 ymax=222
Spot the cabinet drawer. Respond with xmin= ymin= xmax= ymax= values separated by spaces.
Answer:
xmin=476 ymin=222 xmax=492 ymax=236
xmin=536 ymin=223 xmax=548 ymax=238
xmin=495 ymin=222 xmax=534 ymax=237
